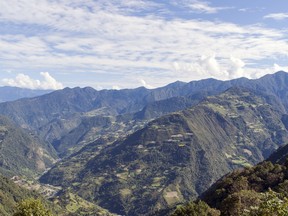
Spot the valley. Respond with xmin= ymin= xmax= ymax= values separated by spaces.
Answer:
xmin=1 ymin=72 xmax=288 ymax=215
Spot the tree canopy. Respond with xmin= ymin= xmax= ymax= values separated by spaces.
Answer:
xmin=13 ymin=198 xmax=54 ymax=216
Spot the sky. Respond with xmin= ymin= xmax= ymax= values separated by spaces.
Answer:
xmin=1 ymin=0 xmax=288 ymax=90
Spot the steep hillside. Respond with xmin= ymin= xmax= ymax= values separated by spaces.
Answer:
xmin=0 ymin=72 xmax=288 ymax=158
xmin=40 ymin=87 xmax=288 ymax=215
xmin=266 ymin=143 xmax=288 ymax=164
xmin=0 ymin=174 xmax=60 ymax=216
xmin=254 ymin=71 xmax=288 ymax=107
xmin=198 ymin=143 xmax=288 ymax=216
xmin=0 ymin=174 xmax=35 ymax=216
xmin=53 ymin=115 xmax=148 ymax=157
xmin=0 ymin=116 xmax=58 ymax=178
xmin=134 ymin=93 xmax=206 ymax=120
xmin=0 ymin=86 xmax=153 ymax=131
xmin=1 ymin=72 xmax=288 ymax=131
xmin=0 ymin=87 xmax=151 ymax=155
xmin=168 ymin=142 xmax=288 ymax=216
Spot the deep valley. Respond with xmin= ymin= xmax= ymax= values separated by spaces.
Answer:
xmin=2 ymin=72 xmax=288 ymax=215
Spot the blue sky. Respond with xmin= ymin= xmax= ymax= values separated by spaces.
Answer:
xmin=1 ymin=0 xmax=288 ymax=90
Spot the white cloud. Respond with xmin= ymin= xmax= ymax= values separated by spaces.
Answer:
xmin=264 ymin=13 xmax=288 ymax=20
xmin=273 ymin=63 xmax=288 ymax=72
xmin=241 ymin=63 xmax=288 ymax=80
xmin=0 ymin=0 xmax=288 ymax=88
xmin=227 ymin=57 xmax=246 ymax=78
xmin=200 ymin=54 xmax=222 ymax=75
xmin=172 ymin=55 xmax=226 ymax=80
xmin=112 ymin=85 xmax=120 ymax=90
xmin=172 ymin=55 xmax=247 ymax=81
xmin=171 ymin=0 xmax=227 ymax=14
xmin=238 ymin=8 xmax=248 ymax=12
xmin=2 ymin=72 xmax=63 ymax=90
xmin=140 ymin=79 xmax=154 ymax=89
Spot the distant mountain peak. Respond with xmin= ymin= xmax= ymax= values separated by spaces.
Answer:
xmin=259 ymin=70 xmax=288 ymax=79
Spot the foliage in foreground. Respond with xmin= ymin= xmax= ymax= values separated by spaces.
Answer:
xmin=13 ymin=198 xmax=54 ymax=216
xmin=243 ymin=190 xmax=288 ymax=216
xmin=171 ymin=200 xmax=220 ymax=216
xmin=170 ymin=189 xmax=288 ymax=216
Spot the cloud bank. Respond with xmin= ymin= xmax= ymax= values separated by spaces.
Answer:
xmin=0 ymin=0 xmax=288 ymax=88
xmin=172 ymin=55 xmax=248 ymax=81
xmin=2 ymin=72 xmax=63 ymax=90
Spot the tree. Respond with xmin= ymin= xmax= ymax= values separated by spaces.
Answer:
xmin=220 ymin=190 xmax=262 ymax=216
xmin=171 ymin=200 xmax=220 ymax=216
xmin=13 ymin=198 xmax=54 ymax=216
xmin=243 ymin=189 xmax=288 ymax=216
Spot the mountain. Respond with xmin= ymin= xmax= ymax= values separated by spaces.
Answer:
xmin=265 ymin=143 xmax=288 ymax=164
xmin=198 ymin=142 xmax=288 ymax=216
xmin=134 ymin=93 xmax=206 ymax=120
xmin=0 ymin=72 xmax=288 ymax=214
xmin=0 ymin=172 xmax=115 ymax=216
xmin=51 ymin=189 xmax=116 ymax=216
xmin=0 ymin=174 xmax=63 ymax=216
xmin=53 ymin=114 xmax=148 ymax=157
xmin=40 ymin=86 xmax=288 ymax=215
xmin=0 ymin=116 xmax=58 ymax=178
xmin=2 ymin=72 xmax=288 ymax=130
xmin=0 ymin=174 xmax=36 ymax=216
xmin=0 ymin=71 xmax=287 ymax=158
xmin=0 ymin=86 xmax=51 ymax=102
xmin=169 ymin=143 xmax=288 ymax=216
xmin=0 ymin=87 xmax=152 ymax=153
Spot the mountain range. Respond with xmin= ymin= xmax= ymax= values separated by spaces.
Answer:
xmin=2 ymin=72 xmax=288 ymax=215
xmin=0 ymin=86 xmax=51 ymax=102
xmin=40 ymin=86 xmax=288 ymax=215
xmin=1 ymin=71 xmax=288 ymax=157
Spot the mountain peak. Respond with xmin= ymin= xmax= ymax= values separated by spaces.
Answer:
xmin=259 ymin=71 xmax=288 ymax=80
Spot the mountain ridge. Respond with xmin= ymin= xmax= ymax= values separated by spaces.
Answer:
xmin=40 ymin=86 xmax=288 ymax=215
xmin=1 ymin=72 xmax=288 ymax=215
xmin=0 ymin=86 xmax=51 ymax=102
xmin=0 ymin=71 xmax=287 ymax=158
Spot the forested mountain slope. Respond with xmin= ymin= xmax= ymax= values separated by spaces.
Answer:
xmin=41 ymin=87 xmax=288 ymax=215
xmin=0 ymin=72 xmax=288 ymax=158
xmin=0 ymin=116 xmax=57 ymax=178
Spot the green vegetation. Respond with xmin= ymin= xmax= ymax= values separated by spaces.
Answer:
xmin=0 ymin=175 xmax=36 ymax=215
xmin=171 ymin=190 xmax=288 ymax=216
xmin=2 ymin=73 xmax=288 ymax=215
xmin=0 ymin=174 xmax=63 ymax=216
xmin=0 ymin=116 xmax=58 ymax=178
xmin=13 ymin=198 xmax=54 ymax=216
xmin=244 ymin=190 xmax=288 ymax=216
xmin=51 ymin=189 xmax=115 ymax=215
xmin=171 ymin=201 xmax=220 ymax=216
xmin=41 ymin=87 xmax=288 ymax=215
xmin=170 ymin=148 xmax=288 ymax=216
xmin=197 ymin=151 xmax=288 ymax=216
